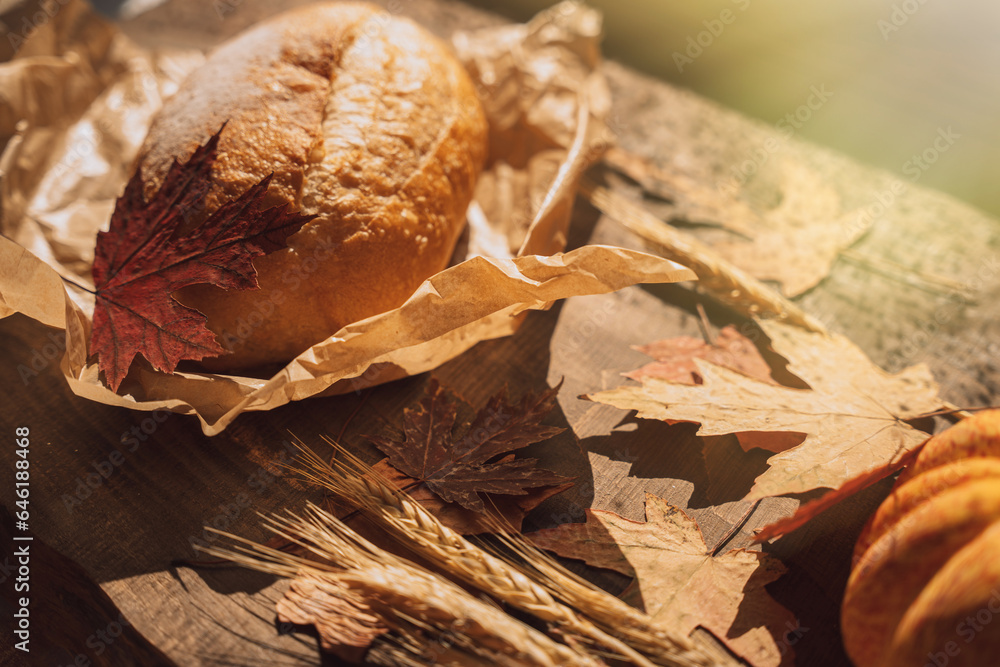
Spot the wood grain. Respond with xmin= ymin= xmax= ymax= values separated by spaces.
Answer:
xmin=0 ymin=504 xmax=176 ymax=666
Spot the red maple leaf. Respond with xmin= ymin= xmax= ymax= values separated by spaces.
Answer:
xmin=90 ymin=127 xmax=314 ymax=391
xmin=366 ymin=379 xmax=573 ymax=512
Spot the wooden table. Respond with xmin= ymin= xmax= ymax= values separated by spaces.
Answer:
xmin=3 ymin=1 xmax=999 ymax=665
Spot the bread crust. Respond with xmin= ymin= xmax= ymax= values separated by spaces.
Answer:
xmin=135 ymin=2 xmax=488 ymax=369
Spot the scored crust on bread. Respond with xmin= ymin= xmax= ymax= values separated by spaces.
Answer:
xmin=135 ymin=2 xmax=488 ymax=369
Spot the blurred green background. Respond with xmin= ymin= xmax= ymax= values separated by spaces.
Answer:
xmin=466 ymin=0 xmax=1000 ymax=220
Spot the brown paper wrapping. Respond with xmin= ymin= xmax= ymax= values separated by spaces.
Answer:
xmin=0 ymin=0 xmax=694 ymax=435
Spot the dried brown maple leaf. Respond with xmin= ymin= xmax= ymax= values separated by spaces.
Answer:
xmin=588 ymin=320 xmax=942 ymax=500
xmin=369 ymin=459 xmax=573 ymax=534
xmin=606 ymin=149 xmax=868 ymax=297
xmin=707 ymin=161 xmax=868 ymax=297
xmin=529 ymin=493 xmax=795 ymax=667
xmin=604 ymin=147 xmax=761 ymax=240
xmin=627 ymin=325 xmax=803 ymax=454
xmin=366 ymin=379 xmax=572 ymax=512
xmin=90 ymin=127 xmax=314 ymax=390
xmin=626 ymin=325 xmax=776 ymax=386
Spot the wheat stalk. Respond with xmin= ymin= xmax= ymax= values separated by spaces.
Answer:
xmin=201 ymin=504 xmax=602 ymax=667
xmin=483 ymin=521 xmax=739 ymax=666
xmin=290 ymin=440 xmax=728 ymax=667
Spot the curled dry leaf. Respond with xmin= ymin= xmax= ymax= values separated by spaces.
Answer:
xmin=366 ymin=379 xmax=573 ymax=513
xmin=579 ymin=175 xmax=824 ymax=332
xmin=276 ymin=576 xmax=387 ymax=663
xmin=603 ymin=147 xmax=761 ymax=239
xmin=529 ymin=493 xmax=795 ymax=667
xmin=605 ymin=150 xmax=869 ymax=297
xmin=707 ymin=161 xmax=868 ymax=297
xmin=588 ymin=320 xmax=943 ymax=500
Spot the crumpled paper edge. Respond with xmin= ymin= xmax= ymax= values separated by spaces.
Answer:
xmin=3 ymin=235 xmax=694 ymax=433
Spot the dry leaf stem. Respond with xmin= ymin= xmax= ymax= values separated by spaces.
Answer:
xmin=579 ymin=174 xmax=826 ymax=333
xmin=295 ymin=443 xmax=726 ymax=667
xmin=840 ymin=248 xmax=974 ymax=296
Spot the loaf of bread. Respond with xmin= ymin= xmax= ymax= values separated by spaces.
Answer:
xmin=135 ymin=2 xmax=488 ymax=369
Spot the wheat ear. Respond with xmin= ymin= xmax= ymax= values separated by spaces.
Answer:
xmin=200 ymin=504 xmax=602 ymax=667
xmin=291 ymin=441 xmax=726 ymax=667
